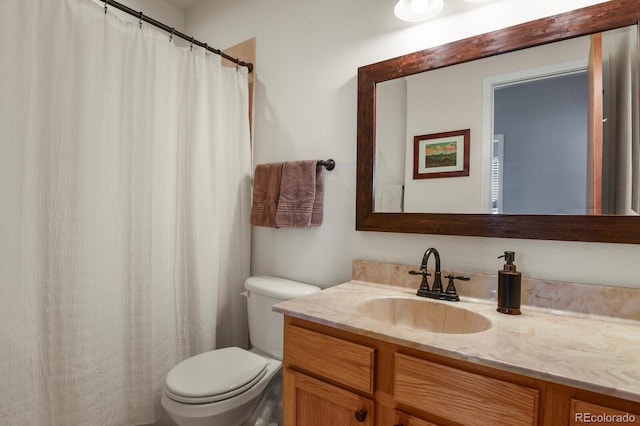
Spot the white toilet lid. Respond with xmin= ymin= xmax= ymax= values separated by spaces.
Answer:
xmin=165 ymin=347 xmax=268 ymax=404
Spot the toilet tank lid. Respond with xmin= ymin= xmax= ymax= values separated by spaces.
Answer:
xmin=244 ymin=276 xmax=321 ymax=299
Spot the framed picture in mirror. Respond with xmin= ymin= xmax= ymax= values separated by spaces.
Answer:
xmin=413 ymin=129 xmax=470 ymax=179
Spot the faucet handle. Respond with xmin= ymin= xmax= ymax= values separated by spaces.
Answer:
xmin=446 ymin=274 xmax=470 ymax=281
xmin=408 ymin=269 xmax=431 ymax=292
xmin=444 ymin=274 xmax=470 ymax=295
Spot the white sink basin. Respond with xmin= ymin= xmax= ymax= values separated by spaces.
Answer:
xmin=357 ymin=296 xmax=492 ymax=334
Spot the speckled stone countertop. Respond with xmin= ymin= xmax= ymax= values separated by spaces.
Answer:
xmin=274 ymin=280 xmax=640 ymax=402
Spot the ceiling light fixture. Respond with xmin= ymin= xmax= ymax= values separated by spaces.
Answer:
xmin=394 ymin=0 xmax=444 ymax=22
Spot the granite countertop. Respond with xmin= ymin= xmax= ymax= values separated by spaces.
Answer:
xmin=274 ymin=280 xmax=640 ymax=402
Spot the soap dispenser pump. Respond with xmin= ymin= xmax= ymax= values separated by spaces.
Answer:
xmin=497 ymin=251 xmax=522 ymax=315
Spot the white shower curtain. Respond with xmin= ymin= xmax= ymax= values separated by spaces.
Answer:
xmin=0 ymin=0 xmax=251 ymax=425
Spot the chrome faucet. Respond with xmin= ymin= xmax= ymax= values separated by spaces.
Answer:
xmin=408 ymin=247 xmax=469 ymax=302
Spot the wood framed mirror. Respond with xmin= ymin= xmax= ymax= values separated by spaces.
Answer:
xmin=356 ymin=0 xmax=640 ymax=243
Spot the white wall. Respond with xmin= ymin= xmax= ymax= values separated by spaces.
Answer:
xmin=184 ymin=0 xmax=640 ymax=289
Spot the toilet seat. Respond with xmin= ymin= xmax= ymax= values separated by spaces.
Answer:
xmin=165 ymin=347 xmax=268 ymax=404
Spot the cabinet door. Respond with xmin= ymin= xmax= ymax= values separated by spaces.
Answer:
xmin=393 ymin=410 xmax=441 ymax=426
xmin=283 ymin=368 xmax=373 ymax=426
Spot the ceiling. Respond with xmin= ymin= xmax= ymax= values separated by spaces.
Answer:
xmin=163 ymin=0 xmax=492 ymax=13
xmin=163 ymin=0 xmax=201 ymax=10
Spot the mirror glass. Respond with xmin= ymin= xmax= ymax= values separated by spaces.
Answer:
xmin=374 ymin=25 xmax=639 ymax=216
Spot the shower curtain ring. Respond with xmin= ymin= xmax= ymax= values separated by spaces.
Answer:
xmin=169 ymin=28 xmax=175 ymax=42
xmin=203 ymin=43 xmax=208 ymax=54
xmin=139 ymin=12 xmax=144 ymax=29
xmin=190 ymin=36 xmax=195 ymax=51
xmin=104 ymin=0 xmax=108 ymax=14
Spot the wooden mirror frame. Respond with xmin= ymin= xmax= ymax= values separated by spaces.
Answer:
xmin=356 ymin=0 xmax=640 ymax=243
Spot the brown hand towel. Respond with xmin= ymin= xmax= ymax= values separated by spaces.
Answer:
xmin=275 ymin=160 xmax=323 ymax=228
xmin=311 ymin=165 xmax=323 ymax=226
xmin=250 ymin=162 xmax=283 ymax=228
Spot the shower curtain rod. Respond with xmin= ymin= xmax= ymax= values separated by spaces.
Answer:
xmin=100 ymin=0 xmax=253 ymax=72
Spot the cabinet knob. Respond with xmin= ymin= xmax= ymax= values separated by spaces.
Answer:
xmin=355 ymin=409 xmax=368 ymax=422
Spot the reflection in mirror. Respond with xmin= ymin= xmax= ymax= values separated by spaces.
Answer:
xmin=374 ymin=25 xmax=639 ymax=215
xmin=490 ymin=69 xmax=588 ymax=214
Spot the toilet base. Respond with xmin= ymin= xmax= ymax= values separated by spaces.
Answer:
xmin=163 ymin=394 xmax=258 ymax=426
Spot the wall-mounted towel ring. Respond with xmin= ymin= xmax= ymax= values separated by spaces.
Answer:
xmin=317 ymin=159 xmax=335 ymax=171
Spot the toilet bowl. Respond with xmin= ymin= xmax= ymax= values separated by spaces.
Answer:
xmin=161 ymin=276 xmax=320 ymax=426
xmin=161 ymin=348 xmax=281 ymax=426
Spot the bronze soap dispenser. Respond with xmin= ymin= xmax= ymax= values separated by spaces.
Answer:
xmin=497 ymin=251 xmax=522 ymax=315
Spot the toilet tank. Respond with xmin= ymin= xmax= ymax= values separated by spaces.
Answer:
xmin=244 ymin=276 xmax=320 ymax=360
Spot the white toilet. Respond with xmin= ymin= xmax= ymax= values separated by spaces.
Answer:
xmin=161 ymin=276 xmax=320 ymax=426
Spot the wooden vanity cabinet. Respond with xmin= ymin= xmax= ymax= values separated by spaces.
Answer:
xmin=282 ymin=316 xmax=640 ymax=426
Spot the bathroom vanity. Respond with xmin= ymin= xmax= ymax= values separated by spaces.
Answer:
xmin=274 ymin=262 xmax=640 ymax=426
